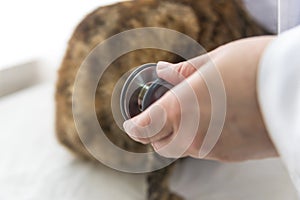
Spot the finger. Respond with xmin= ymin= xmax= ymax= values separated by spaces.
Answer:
xmin=151 ymin=134 xmax=174 ymax=158
xmin=151 ymin=132 xmax=187 ymax=158
xmin=123 ymin=99 xmax=173 ymax=144
xmin=156 ymin=61 xmax=197 ymax=85
xmin=156 ymin=53 xmax=214 ymax=85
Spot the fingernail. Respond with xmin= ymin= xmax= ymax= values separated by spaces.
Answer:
xmin=157 ymin=61 xmax=172 ymax=71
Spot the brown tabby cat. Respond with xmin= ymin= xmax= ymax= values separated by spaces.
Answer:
xmin=55 ymin=0 xmax=268 ymax=199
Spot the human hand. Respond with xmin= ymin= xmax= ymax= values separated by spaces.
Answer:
xmin=123 ymin=36 xmax=278 ymax=162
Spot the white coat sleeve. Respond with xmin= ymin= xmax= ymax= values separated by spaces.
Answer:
xmin=258 ymin=25 xmax=300 ymax=195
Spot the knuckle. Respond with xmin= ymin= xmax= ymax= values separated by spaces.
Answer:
xmin=176 ymin=61 xmax=195 ymax=78
xmin=176 ymin=62 xmax=185 ymax=74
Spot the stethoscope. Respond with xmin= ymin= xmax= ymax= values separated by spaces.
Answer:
xmin=120 ymin=63 xmax=173 ymax=120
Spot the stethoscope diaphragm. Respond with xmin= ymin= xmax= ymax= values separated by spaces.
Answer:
xmin=120 ymin=63 xmax=173 ymax=120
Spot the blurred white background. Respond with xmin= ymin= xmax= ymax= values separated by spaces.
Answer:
xmin=0 ymin=0 xmax=122 ymax=71
xmin=0 ymin=0 xmax=127 ymax=96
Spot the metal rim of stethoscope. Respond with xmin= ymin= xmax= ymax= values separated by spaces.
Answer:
xmin=120 ymin=63 xmax=158 ymax=120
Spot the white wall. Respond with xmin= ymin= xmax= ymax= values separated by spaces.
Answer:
xmin=0 ymin=0 xmax=123 ymax=70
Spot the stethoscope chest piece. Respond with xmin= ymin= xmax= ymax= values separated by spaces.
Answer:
xmin=120 ymin=63 xmax=173 ymax=120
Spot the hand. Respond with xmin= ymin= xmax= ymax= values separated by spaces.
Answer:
xmin=123 ymin=36 xmax=278 ymax=162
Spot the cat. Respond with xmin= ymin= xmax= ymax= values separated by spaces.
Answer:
xmin=55 ymin=0 xmax=268 ymax=199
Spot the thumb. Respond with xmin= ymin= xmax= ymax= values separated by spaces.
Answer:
xmin=123 ymin=99 xmax=172 ymax=144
